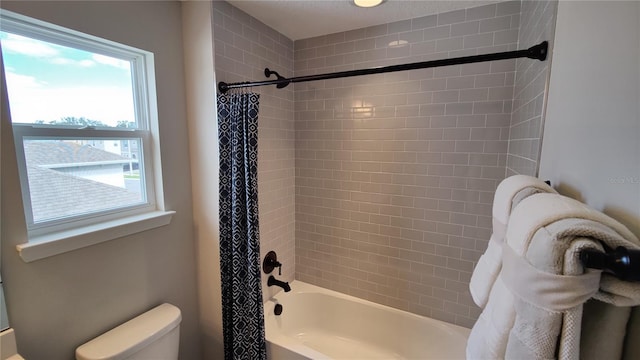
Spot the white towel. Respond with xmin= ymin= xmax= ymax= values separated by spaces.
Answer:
xmin=467 ymin=193 xmax=640 ymax=360
xmin=470 ymin=175 xmax=556 ymax=308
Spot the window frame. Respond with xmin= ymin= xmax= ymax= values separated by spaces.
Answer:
xmin=0 ymin=10 xmax=172 ymax=259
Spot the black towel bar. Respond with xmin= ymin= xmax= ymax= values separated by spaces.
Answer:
xmin=580 ymin=247 xmax=640 ymax=281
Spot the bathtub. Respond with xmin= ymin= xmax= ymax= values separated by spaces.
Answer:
xmin=264 ymin=281 xmax=470 ymax=359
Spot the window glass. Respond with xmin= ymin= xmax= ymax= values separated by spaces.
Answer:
xmin=0 ymin=32 xmax=137 ymax=128
xmin=22 ymin=138 xmax=145 ymax=224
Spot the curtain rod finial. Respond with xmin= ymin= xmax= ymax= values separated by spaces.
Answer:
xmin=528 ymin=41 xmax=549 ymax=61
xmin=218 ymin=82 xmax=229 ymax=94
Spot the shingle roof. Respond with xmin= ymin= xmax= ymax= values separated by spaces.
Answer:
xmin=27 ymin=165 xmax=142 ymax=223
xmin=24 ymin=141 xmax=129 ymax=166
xmin=21 ymin=141 xmax=143 ymax=223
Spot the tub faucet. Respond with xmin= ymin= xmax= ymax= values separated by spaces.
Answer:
xmin=267 ymin=275 xmax=291 ymax=292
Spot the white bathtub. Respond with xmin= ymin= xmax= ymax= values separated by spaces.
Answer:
xmin=264 ymin=281 xmax=470 ymax=359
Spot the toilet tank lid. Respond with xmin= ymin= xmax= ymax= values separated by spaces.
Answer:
xmin=76 ymin=303 xmax=181 ymax=360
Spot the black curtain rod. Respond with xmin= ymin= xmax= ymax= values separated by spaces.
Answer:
xmin=218 ymin=41 xmax=548 ymax=94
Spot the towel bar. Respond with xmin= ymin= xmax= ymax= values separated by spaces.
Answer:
xmin=580 ymin=247 xmax=640 ymax=281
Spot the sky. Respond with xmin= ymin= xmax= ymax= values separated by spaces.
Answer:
xmin=0 ymin=31 xmax=136 ymax=127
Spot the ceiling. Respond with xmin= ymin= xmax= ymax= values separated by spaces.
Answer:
xmin=225 ymin=0 xmax=501 ymax=40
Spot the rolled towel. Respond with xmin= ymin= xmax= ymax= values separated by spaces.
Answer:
xmin=470 ymin=175 xmax=556 ymax=308
xmin=502 ymin=194 xmax=640 ymax=360
xmin=468 ymin=193 xmax=640 ymax=360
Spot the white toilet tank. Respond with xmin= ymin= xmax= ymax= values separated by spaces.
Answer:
xmin=76 ymin=303 xmax=181 ymax=360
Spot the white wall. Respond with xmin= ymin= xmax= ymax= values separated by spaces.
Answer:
xmin=0 ymin=2 xmax=201 ymax=359
xmin=539 ymin=0 xmax=640 ymax=236
xmin=181 ymin=1 xmax=225 ymax=359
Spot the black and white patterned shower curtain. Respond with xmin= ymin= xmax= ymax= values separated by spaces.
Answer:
xmin=217 ymin=92 xmax=266 ymax=360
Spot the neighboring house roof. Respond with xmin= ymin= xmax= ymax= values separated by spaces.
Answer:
xmin=27 ymin=165 xmax=142 ymax=223
xmin=24 ymin=141 xmax=131 ymax=167
xmin=23 ymin=141 xmax=141 ymax=223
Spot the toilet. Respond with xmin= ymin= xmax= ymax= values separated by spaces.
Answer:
xmin=75 ymin=303 xmax=181 ymax=360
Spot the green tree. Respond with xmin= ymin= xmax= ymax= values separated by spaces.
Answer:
xmin=49 ymin=116 xmax=107 ymax=127
xmin=116 ymin=120 xmax=136 ymax=128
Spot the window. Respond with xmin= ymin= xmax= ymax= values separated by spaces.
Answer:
xmin=0 ymin=10 xmax=172 ymax=260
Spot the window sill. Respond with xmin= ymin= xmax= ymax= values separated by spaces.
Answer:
xmin=16 ymin=210 xmax=175 ymax=263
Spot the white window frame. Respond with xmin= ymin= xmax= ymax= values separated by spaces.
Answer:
xmin=0 ymin=10 xmax=173 ymax=262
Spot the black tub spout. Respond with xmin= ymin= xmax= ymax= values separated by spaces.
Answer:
xmin=267 ymin=275 xmax=291 ymax=292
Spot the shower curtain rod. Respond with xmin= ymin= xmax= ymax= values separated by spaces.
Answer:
xmin=218 ymin=41 xmax=548 ymax=94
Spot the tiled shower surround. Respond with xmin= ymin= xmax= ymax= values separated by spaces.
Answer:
xmin=294 ymin=2 xmax=523 ymax=327
xmin=212 ymin=1 xmax=297 ymax=289
xmin=507 ymin=0 xmax=557 ymax=176
xmin=212 ymin=0 xmax=552 ymax=327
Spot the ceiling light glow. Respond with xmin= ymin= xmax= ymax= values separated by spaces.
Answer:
xmin=388 ymin=40 xmax=409 ymax=48
xmin=354 ymin=0 xmax=384 ymax=8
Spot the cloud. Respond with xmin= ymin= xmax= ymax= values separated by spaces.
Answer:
xmin=2 ymin=33 xmax=95 ymax=68
xmin=6 ymin=83 xmax=135 ymax=126
xmin=5 ymin=71 xmax=46 ymax=89
xmin=50 ymin=58 xmax=96 ymax=67
xmin=1 ymin=33 xmax=59 ymax=58
xmin=92 ymin=54 xmax=131 ymax=70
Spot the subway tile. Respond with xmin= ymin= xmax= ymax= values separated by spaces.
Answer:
xmin=412 ymin=14 xmax=438 ymax=30
xmin=446 ymin=76 xmax=475 ymax=90
xmin=398 ymin=29 xmax=424 ymax=44
xmin=428 ymin=140 xmax=456 ymax=152
xmin=494 ymin=29 xmax=519 ymax=45
xmin=354 ymin=38 xmax=376 ymax=52
xmin=443 ymin=128 xmax=471 ymax=140
xmin=479 ymin=16 xmax=513 ymax=33
xmin=389 ymin=19 xmax=412 ymax=34
xmin=471 ymin=128 xmax=502 ymax=141
xmin=424 ymin=25 xmax=452 ymax=41
xmin=420 ymin=104 xmax=446 ymax=116
xmin=463 ymin=32 xmax=494 ymax=49
xmin=344 ymin=28 xmax=367 ymax=41
xmin=466 ymin=4 xmax=497 ymax=21
xmin=325 ymin=32 xmax=346 ymax=45
xmin=433 ymin=90 xmax=460 ymax=103
xmin=365 ymin=24 xmax=389 ymax=38
xmin=429 ymin=116 xmax=457 ymax=128
xmin=387 ymin=45 xmax=412 ymax=59
xmin=488 ymin=86 xmax=514 ymax=101
xmin=434 ymin=65 xmax=461 ymax=78
xmin=362 ymin=48 xmax=388 ymax=62
xmin=437 ymin=9 xmax=466 ymax=25
xmin=496 ymin=1 xmax=521 ymax=16
xmin=445 ymin=102 xmax=473 ymax=115
xmin=376 ymin=34 xmax=399 ymax=49
xmin=444 ymin=301 xmax=470 ymax=317
xmin=459 ymin=89 xmax=489 ymax=102
xmin=334 ymin=41 xmax=356 ymax=55
xmin=461 ymin=62 xmax=492 ymax=76
xmin=474 ymin=101 xmax=505 ymax=115
xmin=475 ymin=73 xmax=506 ymax=87
xmin=411 ymin=41 xmax=437 ymax=56
xmin=451 ymin=21 xmax=480 ymax=37
xmin=436 ymin=37 xmax=464 ymax=52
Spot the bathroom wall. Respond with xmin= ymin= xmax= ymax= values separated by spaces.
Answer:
xmin=506 ymin=0 xmax=558 ymax=176
xmin=0 ymin=1 xmax=201 ymax=359
xmin=539 ymin=0 xmax=640 ymax=237
xmin=294 ymin=1 xmax=522 ymax=327
xmin=211 ymin=1 xmax=296 ymax=294
xmin=181 ymin=1 xmax=223 ymax=358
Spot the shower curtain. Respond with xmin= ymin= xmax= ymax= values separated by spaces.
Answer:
xmin=217 ymin=92 xmax=266 ymax=360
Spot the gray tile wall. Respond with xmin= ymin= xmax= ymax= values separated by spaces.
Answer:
xmin=293 ymin=1 xmax=522 ymax=327
xmin=212 ymin=1 xmax=296 ymax=294
xmin=507 ymin=0 xmax=558 ymax=176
